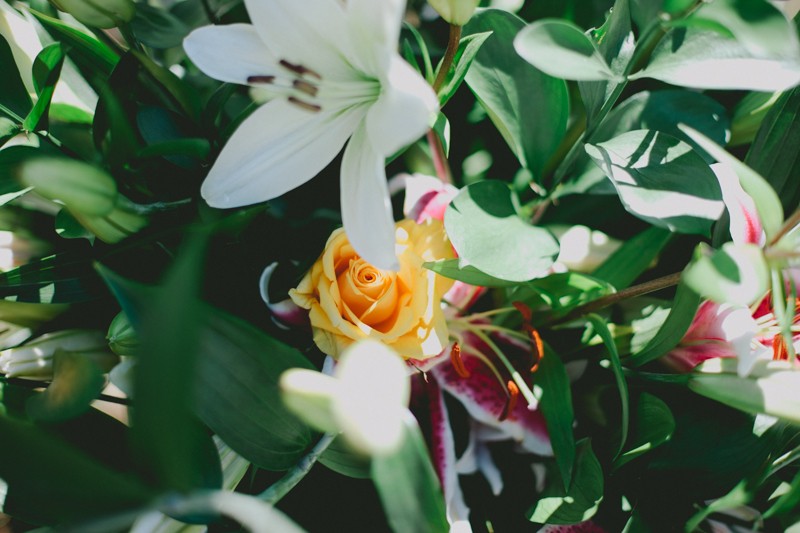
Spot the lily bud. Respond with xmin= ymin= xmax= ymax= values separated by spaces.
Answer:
xmin=428 ymin=0 xmax=480 ymax=25
xmin=70 ymin=201 xmax=149 ymax=244
xmin=106 ymin=311 xmax=138 ymax=356
xmin=688 ymin=359 xmax=800 ymax=424
xmin=0 ymin=329 xmax=118 ymax=380
xmin=48 ymin=0 xmax=135 ymax=29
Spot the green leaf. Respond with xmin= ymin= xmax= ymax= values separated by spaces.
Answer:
xmin=561 ymin=90 xmax=730 ymax=197
xmin=465 ymin=9 xmax=569 ymax=178
xmin=587 ymin=314 xmax=629 ymax=458
xmin=680 ymin=123 xmax=784 ymax=240
xmin=133 ymin=51 xmax=201 ymax=120
xmin=745 ymin=86 xmax=800 ymax=214
xmin=0 ymin=34 xmax=33 ymax=120
xmin=423 ymin=258 xmax=518 ymax=288
xmin=0 ymin=414 xmax=153 ymax=525
xmin=0 ymin=251 xmax=106 ymax=304
xmin=371 ymin=417 xmax=449 ymax=533
xmin=514 ymin=272 xmax=616 ymax=317
xmin=402 ymin=22 xmax=434 ymax=83
xmin=537 ymin=344 xmax=576 ymax=491
xmin=131 ymin=4 xmax=190 ymax=49
xmin=527 ymin=440 xmax=603 ymax=525
xmin=579 ymin=0 xmax=636 ymax=123
xmin=25 ymin=349 xmax=106 ymax=422
xmin=631 ymin=27 xmax=800 ymax=91
xmin=30 ymin=9 xmax=119 ymax=77
xmin=318 ymin=435 xmax=372 ymax=479
xmin=438 ymin=31 xmax=492 ymax=107
xmin=683 ymin=242 xmax=769 ymax=306
xmin=592 ymin=226 xmax=672 ymax=290
xmin=432 ymin=112 xmax=450 ymax=158
xmin=23 ymin=43 xmax=65 ymax=132
xmin=445 ymin=181 xmax=559 ymax=282
xmin=137 ymin=138 xmax=211 ymax=160
xmin=686 ymin=0 xmax=799 ymax=60
xmin=613 ymin=392 xmax=675 ymax=469
xmin=98 ymin=267 xmax=317 ymax=471
xmin=515 ymin=19 xmax=618 ymax=81
xmin=585 ymin=130 xmax=724 ymax=235
xmin=628 ymin=280 xmax=701 ymax=367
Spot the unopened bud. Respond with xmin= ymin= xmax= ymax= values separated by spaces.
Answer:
xmin=0 ymin=329 xmax=118 ymax=380
xmin=428 ymin=0 xmax=480 ymax=25
xmin=71 ymin=201 xmax=149 ymax=244
xmin=106 ymin=311 xmax=138 ymax=356
xmin=17 ymin=158 xmax=117 ymax=217
xmin=49 ymin=0 xmax=135 ymax=29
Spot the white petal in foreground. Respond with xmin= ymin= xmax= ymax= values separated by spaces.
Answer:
xmin=366 ymin=56 xmax=438 ymax=156
xmin=346 ymin=0 xmax=406 ymax=73
xmin=340 ymin=125 xmax=399 ymax=270
xmin=201 ymin=100 xmax=364 ymax=208
xmin=183 ymin=24 xmax=277 ymax=85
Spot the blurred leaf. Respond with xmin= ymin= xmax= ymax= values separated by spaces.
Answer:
xmin=684 ymin=242 xmax=768 ymax=306
xmin=579 ymin=0 xmax=635 ymax=124
xmin=319 ymin=435 xmax=372 ymax=479
xmin=424 ymin=258 xmax=517 ymax=288
xmin=432 ymin=112 xmax=450 ymax=158
xmin=133 ymin=51 xmax=201 ymax=120
xmin=0 ymin=35 xmax=33 ymax=119
xmin=30 ymin=9 xmax=118 ymax=77
xmin=25 ymin=349 xmax=106 ymax=422
xmin=631 ymin=27 xmax=800 ymax=91
xmin=562 ymin=90 xmax=730 ymax=197
xmin=0 ymin=252 xmax=106 ymax=304
xmin=765 ymin=468 xmax=800 ymax=519
xmin=371 ymin=416 xmax=449 ymax=533
xmin=0 ymin=414 xmax=153 ymax=525
xmin=592 ymin=226 xmax=672 ymax=290
xmin=528 ymin=440 xmax=603 ymax=525
xmin=585 ymin=130 xmax=724 ymax=235
xmin=537 ymin=344 xmax=576 ymax=491
xmin=588 ymin=314 xmax=629 ymax=458
xmin=131 ymin=4 xmax=191 ymax=49
xmin=465 ymin=9 xmax=569 ymax=178
xmin=0 ymin=117 xmax=19 ymax=147
xmin=681 ymin=124 xmax=784 ymax=240
xmin=445 ymin=181 xmax=559 ymax=282
xmin=98 ymin=266 xmax=317 ymax=471
xmin=137 ymin=138 xmax=211 ymax=160
xmin=613 ymin=392 xmax=675 ymax=469
xmin=627 ymin=280 xmax=701 ymax=367
xmin=515 ymin=19 xmax=618 ymax=81
xmin=685 ymin=0 xmax=798 ymax=59
xmin=746 ymin=86 xmax=800 ymax=213
xmin=438 ymin=31 xmax=492 ymax=107
xmin=686 ymin=477 xmax=755 ymax=531
xmin=23 ymin=43 xmax=65 ymax=132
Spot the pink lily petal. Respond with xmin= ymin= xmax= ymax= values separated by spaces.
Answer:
xmin=713 ymin=163 xmax=765 ymax=246
xmin=456 ymin=421 xmax=504 ymax=495
xmin=259 ymin=263 xmax=309 ymax=329
xmin=409 ymin=373 xmax=471 ymax=527
xmin=538 ymin=522 xmax=608 ymax=533
xmin=400 ymin=173 xmax=459 ymax=223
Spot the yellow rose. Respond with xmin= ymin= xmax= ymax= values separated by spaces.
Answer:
xmin=289 ymin=219 xmax=455 ymax=360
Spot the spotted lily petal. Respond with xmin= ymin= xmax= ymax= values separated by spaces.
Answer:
xmin=201 ymin=100 xmax=364 ymax=208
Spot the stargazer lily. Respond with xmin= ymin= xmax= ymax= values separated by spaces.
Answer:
xmin=183 ymin=0 xmax=438 ymax=270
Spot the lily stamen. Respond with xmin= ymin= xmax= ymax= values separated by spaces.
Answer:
xmin=773 ymin=335 xmax=790 ymax=361
xmin=449 ymin=342 xmax=470 ymax=378
xmin=292 ymin=79 xmax=319 ymax=97
xmin=287 ymin=96 xmax=322 ymax=112
xmin=279 ymin=59 xmax=321 ymax=79
xmin=500 ymin=380 xmax=519 ymax=422
xmin=247 ymin=75 xmax=276 ymax=84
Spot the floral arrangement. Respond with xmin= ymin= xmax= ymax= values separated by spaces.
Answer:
xmin=0 ymin=0 xmax=799 ymax=531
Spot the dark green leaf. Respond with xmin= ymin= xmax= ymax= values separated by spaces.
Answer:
xmin=587 ymin=314 xmax=629 ymax=458
xmin=445 ymin=181 xmax=559 ymax=282
xmin=133 ymin=51 xmax=202 ymax=120
xmin=23 ymin=43 xmax=65 ymax=132
xmin=438 ymin=31 xmax=492 ymax=107
xmin=371 ymin=418 xmax=449 ymax=533
xmin=0 ymin=414 xmax=153 ymax=525
xmin=537 ymin=344 xmax=576 ymax=491
xmin=627 ymin=280 xmax=701 ymax=367
xmin=0 ymin=252 xmax=106 ymax=304
xmin=402 ymin=22 xmax=434 ymax=83
xmin=465 ymin=9 xmax=569 ymax=178
xmin=0 ymin=34 xmax=33 ymax=120
xmin=515 ymin=19 xmax=618 ymax=81
xmin=613 ymin=392 xmax=675 ymax=469
xmin=25 ymin=350 xmax=106 ymax=422
xmin=137 ymin=138 xmax=211 ymax=160
xmin=528 ymin=440 xmax=603 ymax=524
xmin=318 ymin=435 xmax=371 ymax=479
xmin=585 ymin=130 xmax=724 ymax=235
xmin=631 ymin=27 xmax=800 ymax=91
xmin=424 ymin=258 xmax=518 ymax=288
xmin=131 ymin=4 xmax=191 ymax=49
xmin=513 ymin=272 xmax=615 ymax=319
xmin=592 ymin=226 xmax=672 ymax=289
xmin=746 ymin=86 xmax=800 ymax=213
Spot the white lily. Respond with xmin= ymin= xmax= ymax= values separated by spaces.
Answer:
xmin=183 ymin=0 xmax=438 ymax=270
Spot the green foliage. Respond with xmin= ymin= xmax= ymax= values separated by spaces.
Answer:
xmin=537 ymin=344 xmax=577 ymax=491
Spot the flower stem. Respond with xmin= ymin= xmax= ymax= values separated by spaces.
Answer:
xmin=427 ymin=129 xmax=452 ymax=184
xmin=769 ymin=207 xmax=800 ymax=246
xmin=259 ymin=433 xmax=336 ymax=504
xmin=433 ymin=24 xmax=462 ymax=93
xmin=548 ymin=272 xmax=683 ymax=327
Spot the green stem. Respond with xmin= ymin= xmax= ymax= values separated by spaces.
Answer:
xmin=259 ymin=433 xmax=336 ymax=504
xmin=433 ymin=24 xmax=462 ymax=93
xmin=427 ymin=129 xmax=452 ymax=184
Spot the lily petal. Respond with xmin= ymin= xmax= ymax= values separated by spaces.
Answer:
xmin=712 ymin=163 xmax=765 ymax=246
xmin=346 ymin=0 xmax=405 ymax=74
xmin=259 ymin=263 xmax=308 ymax=329
xmin=340 ymin=125 xmax=398 ymax=270
xmin=366 ymin=56 xmax=438 ymax=156
xmin=202 ymin=99 xmax=364 ymax=208
xmin=243 ymin=0 xmax=354 ymax=81
xmin=184 ymin=24 xmax=278 ymax=85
